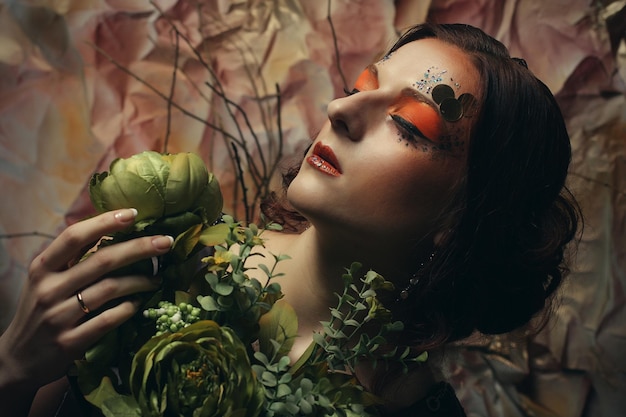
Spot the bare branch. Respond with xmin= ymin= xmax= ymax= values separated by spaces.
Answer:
xmin=164 ymin=29 xmax=180 ymax=153
xmin=327 ymin=0 xmax=348 ymax=92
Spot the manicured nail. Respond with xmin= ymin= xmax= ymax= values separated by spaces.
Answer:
xmin=114 ymin=208 xmax=138 ymax=222
xmin=152 ymin=235 xmax=174 ymax=250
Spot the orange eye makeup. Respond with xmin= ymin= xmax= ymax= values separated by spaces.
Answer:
xmin=353 ymin=66 xmax=379 ymax=92
xmin=390 ymin=97 xmax=443 ymax=141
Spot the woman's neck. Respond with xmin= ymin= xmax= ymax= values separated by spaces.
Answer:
xmin=253 ymin=226 xmax=426 ymax=354
xmin=251 ymin=226 xmax=439 ymax=409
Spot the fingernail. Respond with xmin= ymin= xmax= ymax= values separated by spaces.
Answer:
xmin=114 ymin=208 xmax=138 ymax=222
xmin=152 ymin=235 xmax=174 ymax=250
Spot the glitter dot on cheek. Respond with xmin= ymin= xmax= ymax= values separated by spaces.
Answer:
xmin=395 ymin=131 xmax=433 ymax=153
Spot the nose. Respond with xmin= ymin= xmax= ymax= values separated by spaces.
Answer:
xmin=326 ymin=95 xmax=366 ymax=141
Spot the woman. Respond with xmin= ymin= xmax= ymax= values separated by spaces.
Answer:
xmin=0 ymin=23 xmax=579 ymax=416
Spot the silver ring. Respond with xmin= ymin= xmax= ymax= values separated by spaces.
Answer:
xmin=76 ymin=291 xmax=90 ymax=314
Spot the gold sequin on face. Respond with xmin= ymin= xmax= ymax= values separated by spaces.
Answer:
xmin=431 ymin=84 xmax=477 ymax=122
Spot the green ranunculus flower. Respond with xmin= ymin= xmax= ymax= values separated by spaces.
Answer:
xmin=86 ymin=151 xmax=229 ymax=279
xmin=130 ymin=320 xmax=265 ymax=417
xmin=89 ymin=151 xmax=223 ymax=228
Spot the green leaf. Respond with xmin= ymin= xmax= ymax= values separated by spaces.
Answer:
xmin=330 ymin=308 xmax=343 ymax=320
xmin=360 ymin=289 xmax=376 ymax=298
xmin=289 ymin=341 xmax=317 ymax=375
xmin=311 ymin=333 xmax=325 ymax=346
xmin=265 ymin=222 xmax=283 ymax=231
xmin=214 ymin=282 xmax=234 ymax=296
xmin=399 ymin=346 xmax=411 ymax=359
xmin=197 ymin=295 xmax=220 ymax=311
xmin=349 ymin=262 xmax=362 ymax=276
xmin=278 ymin=372 xmax=292 ymax=384
xmin=101 ymin=396 xmax=142 ymax=417
xmin=83 ymin=376 xmax=141 ymax=417
xmin=231 ymin=271 xmax=246 ymax=284
xmin=354 ymin=302 xmax=367 ymax=311
xmin=262 ymin=371 xmax=278 ymax=387
xmin=198 ymin=223 xmax=229 ymax=246
xmin=266 ymin=282 xmax=281 ymax=294
xmin=258 ymin=300 xmax=298 ymax=358
xmin=253 ymin=351 xmax=270 ymax=366
xmin=276 ymin=383 xmax=292 ymax=398
xmin=171 ymin=223 xmax=202 ymax=260
xmin=258 ymin=263 xmax=271 ymax=277
xmin=273 ymin=253 xmax=291 ymax=262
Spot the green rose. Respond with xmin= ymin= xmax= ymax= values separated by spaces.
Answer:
xmin=130 ymin=320 xmax=265 ymax=417
xmin=89 ymin=151 xmax=223 ymax=229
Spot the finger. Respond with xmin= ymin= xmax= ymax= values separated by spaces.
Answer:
xmin=59 ymin=299 xmax=141 ymax=358
xmin=78 ymin=275 xmax=161 ymax=317
xmin=47 ymin=275 xmax=162 ymax=326
xmin=31 ymin=209 xmax=138 ymax=274
xmin=59 ymin=234 xmax=173 ymax=295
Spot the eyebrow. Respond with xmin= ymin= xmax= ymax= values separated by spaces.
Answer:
xmin=368 ymin=64 xmax=442 ymax=116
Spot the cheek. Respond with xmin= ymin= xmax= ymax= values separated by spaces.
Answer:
xmin=357 ymin=148 xmax=463 ymax=214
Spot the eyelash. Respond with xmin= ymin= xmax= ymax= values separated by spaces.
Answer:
xmin=390 ymin=114 xmax=430 ymax=143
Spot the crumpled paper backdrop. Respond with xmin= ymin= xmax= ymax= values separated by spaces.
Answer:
xmin=0 ymin=1 xmax=624 ymax=416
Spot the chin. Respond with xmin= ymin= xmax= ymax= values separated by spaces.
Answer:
xmin=286 ymin=167 xmax=323 ymax=216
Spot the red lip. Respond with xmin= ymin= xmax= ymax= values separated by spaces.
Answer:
xmin=306 ymin=142 xmax=342 ymax=176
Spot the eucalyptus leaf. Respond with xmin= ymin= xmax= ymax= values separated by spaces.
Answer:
xmin=276 ymin=383 xmax=292 ymax=397
xmin=214 ymin=282 xmax=234 ymax=296
xmin=258 ymin=263 xmax=271 ymax=276
xmin=197 ymin=295 xmax=220 ymax=312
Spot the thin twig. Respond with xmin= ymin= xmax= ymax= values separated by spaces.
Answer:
xmin=569 ymin=172 xmax=626 ymax=196
xmin=268 ymin=83 xmax=284 ymax=183
xmin=203 ymin=81 xmax=267 ymax=188
xmin=231 ymin=142 xmax=251 ymax=224
xmin=164 ymin=29 xmax=180 ymax=153
xmin=327 ymin=0 xmax=348 ymax=92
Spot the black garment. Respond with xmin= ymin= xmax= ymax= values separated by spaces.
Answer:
xmin=383 ymin=382 xmax=467 ymax=417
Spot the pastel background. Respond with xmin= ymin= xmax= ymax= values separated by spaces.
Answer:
xmin=0 ymin=0 xmax=624 ymax=415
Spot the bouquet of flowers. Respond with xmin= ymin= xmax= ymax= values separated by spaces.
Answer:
xmin=72 ymin=151 xmax=427 ymax=417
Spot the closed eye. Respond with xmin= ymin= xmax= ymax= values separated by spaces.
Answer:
xmin=390 ymin=114 xmax=432 ymax=143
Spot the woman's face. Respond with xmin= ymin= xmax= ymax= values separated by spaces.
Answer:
xmin=288 ymin=38 xmax=481 ymax=247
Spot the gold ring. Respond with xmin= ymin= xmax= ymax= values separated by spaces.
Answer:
xmin=76 ymin=291 xmax=90 ymax=314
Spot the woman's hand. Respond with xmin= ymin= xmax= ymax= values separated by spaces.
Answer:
xmin=0 ymin=208 xmax=172 ymax=412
